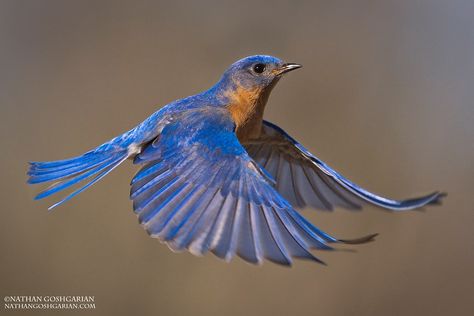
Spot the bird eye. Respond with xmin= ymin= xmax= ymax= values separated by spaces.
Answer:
xmin=252 ymin=63 xmax=266 ymax=74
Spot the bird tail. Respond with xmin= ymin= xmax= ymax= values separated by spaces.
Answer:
xmin=28 ymin=145 xmax=131 ymax=210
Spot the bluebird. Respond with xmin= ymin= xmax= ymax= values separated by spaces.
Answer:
xmin=28 ymin=55 xmax=444 ymax=265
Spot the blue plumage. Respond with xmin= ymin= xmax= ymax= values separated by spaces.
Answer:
xmin=27 ymin=55 xmax=444 ymax=265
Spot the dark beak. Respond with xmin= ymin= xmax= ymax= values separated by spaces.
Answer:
xmin=275 ymin=63 xmax=302 ymax=75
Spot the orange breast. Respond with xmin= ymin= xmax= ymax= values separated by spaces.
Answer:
xmin=225 ymin=85 xmax=266 ymax=141
xmin=226 ymin=85 xmax=262 ymax=127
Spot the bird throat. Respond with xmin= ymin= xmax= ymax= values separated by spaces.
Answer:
xmin=226 ymin=81 xmax=277 ymax=142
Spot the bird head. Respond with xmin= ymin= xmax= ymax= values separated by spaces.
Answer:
xmin=211 ymin=55 xmax=301 ymax=134
xmin=219 ymin=55 xmax=301 ymax=92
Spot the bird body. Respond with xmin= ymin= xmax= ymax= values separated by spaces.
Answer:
xmin=28 ymin=55 xmax=444 ymax=265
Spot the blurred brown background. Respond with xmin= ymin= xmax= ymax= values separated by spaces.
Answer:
xmin=1 ymin=1 xmax=473 ymax=315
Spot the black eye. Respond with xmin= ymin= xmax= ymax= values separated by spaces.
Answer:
xmin=252 ymin=63 xmax=266 ymax=74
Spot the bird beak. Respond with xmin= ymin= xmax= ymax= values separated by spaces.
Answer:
xmin=275 ymin=63 xmax=302 ymax=75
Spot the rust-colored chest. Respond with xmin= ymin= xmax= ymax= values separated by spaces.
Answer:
xmin=225 ymin=83 xmax=276 ymax=142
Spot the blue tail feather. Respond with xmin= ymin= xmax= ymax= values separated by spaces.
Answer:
xmin=28 ymin=148 xmax=130 ymax=208
xmin=28 ymin=154 xmax=111 ymax=184
xmin=28 ymin=152 xmax=97 ymax=169
xmin=46 ymin=155 xmax=129 ymax=210
xmin=34 ymin=154 xmax=122 ymax=200
xmin=28 ymin=152 xmax=103 ymax=171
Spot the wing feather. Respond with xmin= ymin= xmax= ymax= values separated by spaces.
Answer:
xmin=130 ymin=108 xmax=375 ymax=265
xmin=242 ymin=121 xmax=445 ymax=212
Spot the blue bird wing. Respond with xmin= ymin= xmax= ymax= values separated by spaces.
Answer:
xmin=130 ymin=107 xmax=375 ymax=265
xmin=242 ymin=120 xmax=445 ymax=211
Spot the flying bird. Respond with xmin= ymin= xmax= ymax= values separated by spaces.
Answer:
xmin=27 ymin=55 xmax=444 ymax=266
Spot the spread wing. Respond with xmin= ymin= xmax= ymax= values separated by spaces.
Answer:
xmin=243 ymin=121 xmax=444 ymax=211
xmin=130 ymin=108 xmax=374 ymax=266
